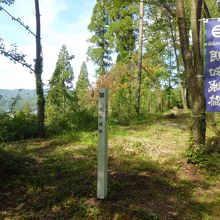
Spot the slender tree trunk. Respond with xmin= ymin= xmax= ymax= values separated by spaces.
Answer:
xmin=167 ymin=76 xmax=171 ymax=109
xmin=176 ymin=0 xmax=206 ymax=146
xmin=35 ymin=0 xmax=45 ymax=137
xmin=136 ymin=0 xmax=144 ymax=115
xmin=169 ymin=18 xmax=188 ymax=109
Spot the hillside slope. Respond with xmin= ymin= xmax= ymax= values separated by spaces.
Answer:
xmin=0 ymin=89 xmax=37 ymax=112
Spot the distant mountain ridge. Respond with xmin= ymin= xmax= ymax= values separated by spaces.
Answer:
xmin=0 ymin=89 xmax=37 ymax=113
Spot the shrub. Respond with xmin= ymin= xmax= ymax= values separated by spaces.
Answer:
xmin=0 ymin=111 xmax=38 ymax=142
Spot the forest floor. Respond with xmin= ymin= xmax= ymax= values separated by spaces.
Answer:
xmin=0 ymin=111 xmax=220 ymax=219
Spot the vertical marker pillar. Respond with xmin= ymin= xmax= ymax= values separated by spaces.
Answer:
xmin=97 ymin=88 xmax=108 ymax=199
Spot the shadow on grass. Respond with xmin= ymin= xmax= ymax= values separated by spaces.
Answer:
xmin=105 ymin=162 xmax=214 ymax=220
xmin=0 ymin=144 xmax=219 ymax=220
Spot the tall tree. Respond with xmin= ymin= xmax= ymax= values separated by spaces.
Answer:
xmin=47 ymin=45 xmax=74 ymax=107
xmin=46 ymin=45 xmax=75 ymax=128
xmin=34 ymin=0 xmax=45 ymax=137
xmin=0 ymin=0 xmax=45 ymax=137
xmin=176 ymin=0 xmax=206 ymax=147
xmin=106 ymin=0 xmax=137 ymax=62
xmin=136 ymin=0 xmax=144 ymax=115
xmin=75 ymin=61 xmax=90 ymax=105
xmin=88 ymin=0 xmax=111 ymax=76
xmin=0 ymin=0 xmax=34 ymax=70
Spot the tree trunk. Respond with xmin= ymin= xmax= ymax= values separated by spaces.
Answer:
xmin=35 ymin=0 xmax=45 ymax=137
xmin=176 ymin=0 xmax=206 ymax=146
xmin=179 ymin=81 xmax=188 ymax=109
xmin=168 ymin=18 xmax=188 ymax=109
xmin=136 ymin=0 xmax=144 ymax=115
xmin=190 ymin=0 xmax=206 ymax=146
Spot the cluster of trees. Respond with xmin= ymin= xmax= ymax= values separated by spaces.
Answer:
xmin=88 ymin=0 xmax=182 ymax=122
xmin=0 ymin=0 xmax=96 ymax=141
xmin=87 ymin=0 xmax=220 ymax=149
xmin=45 ymin=45 xmax=97 ymax=134
xmin=1 ymin=0 xmax=220 ymax=155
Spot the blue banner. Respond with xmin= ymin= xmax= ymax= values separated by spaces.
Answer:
xmin=205 ymin=20 xmax=220 ymax=112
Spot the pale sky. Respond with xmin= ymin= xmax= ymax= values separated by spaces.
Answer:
xmin=0 ymin=0 xmax=96 ymax=89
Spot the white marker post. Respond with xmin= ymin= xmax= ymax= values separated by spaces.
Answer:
xmin=97 ymin=88 xmax=108 ymax=199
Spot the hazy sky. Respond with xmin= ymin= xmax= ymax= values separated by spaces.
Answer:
xmin=0 ymin=0 xmax=96 ymax=89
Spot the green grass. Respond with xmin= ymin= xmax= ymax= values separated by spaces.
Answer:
xmin=0 ymin=113 xmax=220 ymax=219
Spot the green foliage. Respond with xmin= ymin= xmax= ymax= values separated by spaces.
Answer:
xmin=0 ymin=39 xmax=33 ymax=71
xmin=0 ymin=92 xmax=38 ymax=142
xmin=102 ymin=63 xmax=137 ymax=125
xmin=75 ymin=62 xmax=90 ymax=104
xmin=187 ymin=145 xmax=208 ymax=164
xmin=110 ymin=88 xmax=136 ymax=125
xmin=46 ymin=47 xmax=97 ymax=134
xmin=87 ymin=0 xmax=112 ymax=76
xmin=75 ymin=62 xmax=98 ymax=131
xmin=106 ymin=1 xmax=137 ymax=62
xmin=187 ymin=145 xmax=220 ymax=175
xmin=87 ymin=0 xmax=185 ymax=117
xmin=9 ymin=92 xmax=22 ymax=113
xmin=78 ymin=110 xmax=98 ymax=131
xmin=49 ymin=45 xmax=74 ymax=90
xmin=0 ymin=108 xmax=38 ymax=142
xmin=46 ymin=45 xmax=76 ymax=133
xmin=88 ymin=0 xmax=138 ymax=72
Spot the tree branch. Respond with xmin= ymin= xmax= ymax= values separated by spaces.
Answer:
xmin=0 ymin=39 xmax=34 ymax=72
xmin=159 ymin=0 xmax=175 ymax=18
xmin=0 ymin=5 xmax=36 ymax=37
xmin=204 ymin=1 xmax=211 ymax=18
xmin=0 ymin=0 xmax=15 ymax=6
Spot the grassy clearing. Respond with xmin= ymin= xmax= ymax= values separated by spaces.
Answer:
xmin=0 ymin=112 xmax=220 ymax=219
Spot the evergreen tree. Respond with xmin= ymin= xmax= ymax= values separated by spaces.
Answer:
xmin=46 ymin=45 xmax=76 ymax=132
xmin=87 ymin=0 xmax=112 ymax=76
xmin=75 ymin=61 xmax=90 ymax=107
xmin=106 ymin=0 xmax=137 ymax=62
xmin=75 ymin=61 xmax=97 ymax=130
